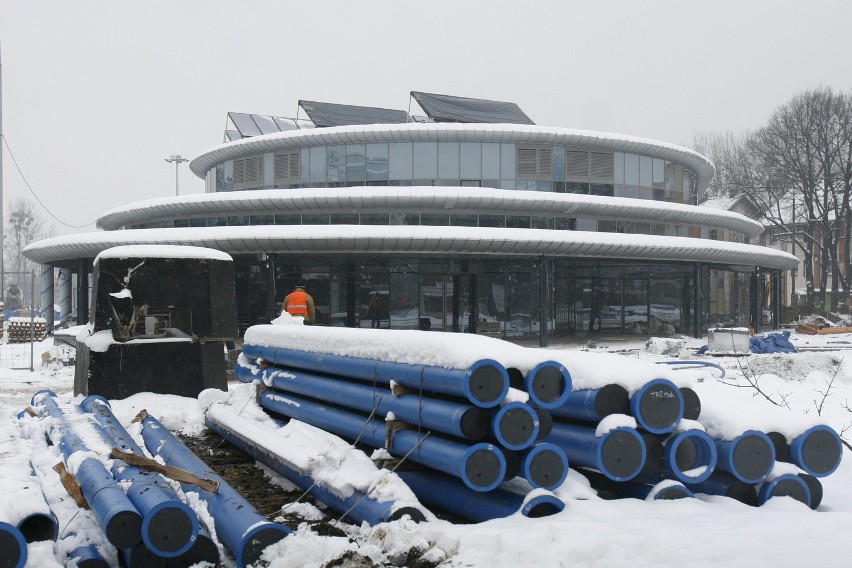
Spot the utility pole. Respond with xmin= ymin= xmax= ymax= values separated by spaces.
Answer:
xmin=1 ymin=42 xmax=5 ymax=295
xmin=165 ymin=154 xmax=189 ymax=196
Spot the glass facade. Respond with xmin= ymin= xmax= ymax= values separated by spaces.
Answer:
xmin=230 ymin=252 xmax=772 ymax=342
xmin=208 ymin=142 xmax=700 ymax=206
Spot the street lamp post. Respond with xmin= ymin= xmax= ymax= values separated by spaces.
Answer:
xmin=165 ymin=154 xmax=189 ymax=196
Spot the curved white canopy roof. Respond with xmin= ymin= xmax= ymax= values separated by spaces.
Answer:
xmin=189 ymin=123 xmax=716 ymax=191
xmin=25 ymin=225 xmax=798 ymax=270
xmin=96 ymin=187 xmax=762 ymax=238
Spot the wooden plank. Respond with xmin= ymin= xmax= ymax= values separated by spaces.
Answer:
xmin=110 ymin=448 xmax=220 ymax=494
xmin=53 ymin=462 xmax=89 ymax=509
xmin=816 ymin=326 xmax=852 ymax=335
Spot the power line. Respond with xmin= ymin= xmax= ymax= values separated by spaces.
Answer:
xmin=1 ymin=135 xmax=97 ymax=229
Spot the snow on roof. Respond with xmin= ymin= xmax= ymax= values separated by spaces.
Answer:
xmin=96 ymin=186 xmax=763 ymax=237
xmin=94 ymin=244 xmax=233 ymax=264
xmin=24 ymin=223 xmax=798 ymax=269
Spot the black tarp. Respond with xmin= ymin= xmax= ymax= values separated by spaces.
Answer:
xmin=298 ymin=100 xmax=409 ymax=127
xmin=410 ymin=91 xmax=535 ymax=125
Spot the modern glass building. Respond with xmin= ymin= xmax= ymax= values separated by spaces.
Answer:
xmin=24 ymin=93 xmax=798 ymax=344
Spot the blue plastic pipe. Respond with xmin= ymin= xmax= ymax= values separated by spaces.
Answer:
xmin=168 ymin=525 xmax=220 ymax=568
xmin=629 ymin=378 xmax=684 ymax=434
xmin=685 ymin=471 xmax=758 ymax=506
xmin=518 ymin=443 xmax=569 ymax=490
xmin=546 ymin=384 xmax=630 ymax=422
xmin=0 ymin=521 xmax=27 ymax=568
xmin=205 ymin=412 xmax=426 ymax=525
xmin=119 ymin=539 xmax=167 ymax=568
xmin=661 ymin=429 xmax=718 ymax=484
xmin=31 ymin=390 xmax=143 ymax=549
xmin=258 ymin=390 xmax=506 ymax=492
xmin=490 ymin=402 xmax=540 ymax=451
xmin=524 ymin=361 xmax=572 ymax=409
xmin=798 ymin=473 xmax=823 ymax=510
xmin=713 ymin=430 xmax=775 ymax=484
xmin=80 ymin=396 xmax=199 ymax=558
xmin=15 ymin=510 xmax=58 ymax=543
xmin=139 ymin=413 xmax=291 ymax=568
xmin=239 ymin=362 xmax=488 ymax=440
xmin=397 ymin=470 xmax=565 ymax=523
xmin=67 ymin=543 xmax=110 ymax=568
xmin=581 ymin=469 xmax=694 ymax=501
xmin=241 ymin=343 xmax=509 ymax=408
xmin=779 ymin=425 xmax=843 ymax=478
xmin=543 ymin=422 xmax=646 ymax=482
xmin=758 ymin=473 xmax=811 ymax=507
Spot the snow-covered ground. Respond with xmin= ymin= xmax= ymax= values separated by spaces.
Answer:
xmin=3 ymin=328 xmax=852 ymax=568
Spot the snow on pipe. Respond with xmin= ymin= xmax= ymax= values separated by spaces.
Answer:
xmin=258 ymin=390 xmax=507 ymax=492
xmin=204 ymin=412 xmax=427 ymax=525
xmin=490 ymin=401 xmax=541 ymax=451
xmin=241 ymin=343 xmax=510 ymax=408
xmin=655 ymin=360 xmax=726 ymax=379
xmin=757 ymin=473 xmax=812 ymax=507
xmin=545 ymin=384 xmax=630 ymax=422
xmin=30 ymin=390 xmax=143 ymax=549
xmin=767 ymin=426 xmax=843 ymax=478
xmin=518 ymin=443 xmax=569 ymax=490
xmin=580 ymin=469 xmax=694 ymax=501
xmin=628 ymin=378 xmax=684 ymax=435
xmin=138 ymin=413 xmax=291 ymax=568
xmin=712 ymin=430 xmax=776 ymax=484
xmin=397 ymin=470 xmax=565 ymax=523
xmin=67 ymin=543 xmax=110 ymax=568
xmin=523 ymin=361 xmax=572 ymax=410
xmin=0 ymin=521 xmax=27 ymax=568
xmin=80 ymin=396 xmax=200 ymax=558
xmin=543 ymin=422 xmax=646 ymax=482
xmin=240 ymin=362 xmax=489 ymax=440
xmin=684 ymin=471 xmax=758 ymax=506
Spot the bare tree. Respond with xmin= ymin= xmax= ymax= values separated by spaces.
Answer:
xmin=3 ymin=198 xmax=49 ymax=296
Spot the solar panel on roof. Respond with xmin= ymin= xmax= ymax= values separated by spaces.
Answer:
xmin=298 ymin=100 xmax=409 ymax=127
xmin=252 ymin=114 xmax=281 ymax=135
xmin=410 ymin=91 xmax=534 ymax=125
xmin=224 ymin=130 xmax=241 ymax=142
xmin=228 ymin=112 xmax=263 ymax=137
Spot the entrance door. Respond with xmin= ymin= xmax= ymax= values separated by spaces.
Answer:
xmin=419 ymin=273 xmax=477 ymax=332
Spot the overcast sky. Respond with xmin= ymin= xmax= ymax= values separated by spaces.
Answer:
xmin=2 ymin=0 xmax=852 ymax=237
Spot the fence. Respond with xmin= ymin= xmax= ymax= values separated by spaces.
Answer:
xmin=0 ymin=271 xmax=38 ymax=370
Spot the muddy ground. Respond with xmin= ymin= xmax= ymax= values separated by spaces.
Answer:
xmin=180 ymin=431 xmax=443 ymax=568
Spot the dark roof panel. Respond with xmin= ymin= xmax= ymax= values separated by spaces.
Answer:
xmin=410 ymin=91 xmax=535 ymax=125
xmin=298 ymin=100 xmax=409 ymax=127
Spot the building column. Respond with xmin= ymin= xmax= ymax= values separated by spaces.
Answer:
xmin=40 ymin=264 xmax=54 ymax=333
xmin=76 ymin=258 xmax=90 ymax=325
xmin=57 ymin=267 xmax=73 ymax=322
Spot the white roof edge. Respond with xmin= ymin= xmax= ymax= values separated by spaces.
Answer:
xmin=94 ymin=245 xmax=233 ymax=264
xmin=25 ymin=225 xmax=797 ymax=270
xmin=95 ymin=187 xmax=762 ymax=237
xmin=187 ymin=123 xmax=715 ymax=190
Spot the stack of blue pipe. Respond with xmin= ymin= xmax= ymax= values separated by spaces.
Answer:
xmin=28 ymin=390 xmax=288 ymax=568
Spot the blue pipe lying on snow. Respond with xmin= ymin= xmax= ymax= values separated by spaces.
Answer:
xmin=241 ymin=343 xmax=510 ymax=408
xmin=239 ymin=362 xmax=489 ymax=440
xmin=767 ymin=425 xmax=843 ymax=478
xmin=139 ymin=412 xmax=291 ymax=568
xmin=0 ymin=521 xmax=27 ymax=568
xmin=80 ymin=396 xmax=199 ymax=558
xmin=397 ymin=470 xmax=565 ymax=523
xmin=15 ymin=510 xmax=58 ymax=543
xmin=258 ymin=389 xmax=506 ymax=492
xmin=713 ymin=430 xmax=775 ymax=484
xmin=758 ymin=473 xmax=812 ymax=507
xmin=523 ymin=361 xmax=572 ymax=410
xmin=545 ymin=384 xmax=630 ymax=423
xmin=685 ymin=471 xmax=758 ymax=506
xmin=581 ymin=468 xmax=694 ymax=501
xmin=205 ymin=410 xmax=427 ymax=525
xmin=67 ymin=543 xmax=110 ymax=568
xmin=518 ymin=443 xmax=569 ymax=490
xmin=629 ymin=378 xmax=684 ymax=435
xmin=543 ymin=422 xmax=646 ymax=482
xmin=31 ymin=390 xmax=143 ymax=549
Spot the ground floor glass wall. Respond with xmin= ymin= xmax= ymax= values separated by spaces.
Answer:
xmin=231 ymin=254 xmax=773 ymax=341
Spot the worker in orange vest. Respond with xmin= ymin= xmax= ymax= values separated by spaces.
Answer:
xmin=282 ymin=284 xmax=315 ymax=324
